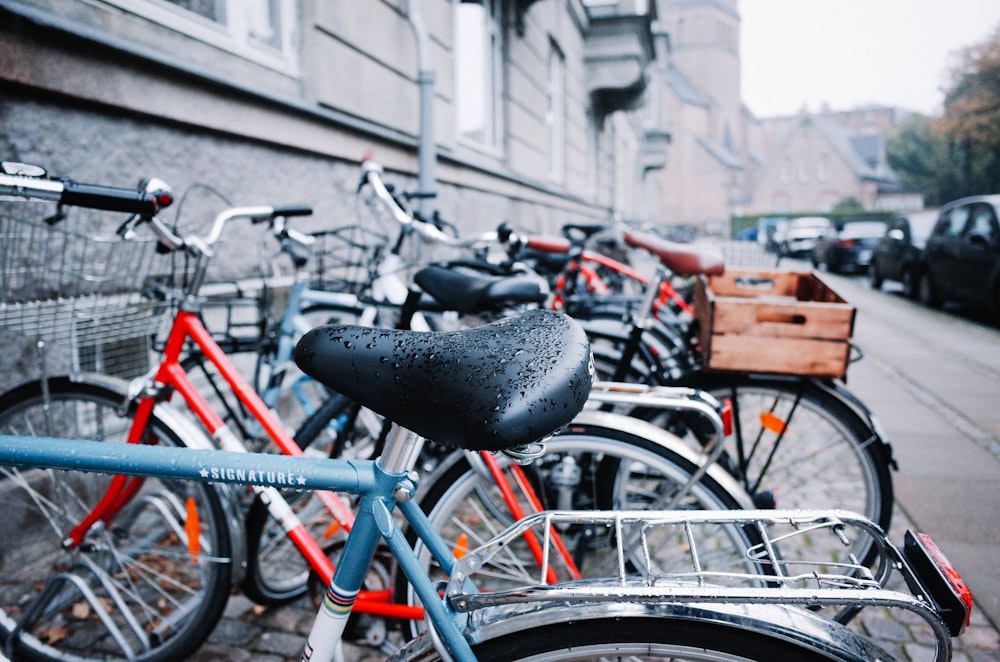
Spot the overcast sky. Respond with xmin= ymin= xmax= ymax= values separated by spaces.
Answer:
xmin=739 ymin=0 xmax=1000 ymax=118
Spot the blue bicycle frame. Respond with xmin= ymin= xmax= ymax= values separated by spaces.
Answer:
xmin=0 ymin=429 xmax=477 ymax=662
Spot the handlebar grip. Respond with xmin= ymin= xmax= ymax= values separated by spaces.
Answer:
xmin=60 ymin=181 xmax=160 ymax=215
xmin=273 ymin=205 xmax=313 ymax=218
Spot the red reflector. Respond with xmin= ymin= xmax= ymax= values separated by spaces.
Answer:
xmin=721 ymin=398 xmax=734 ymax=437
xmin=907 ymin=532 xmax=973 ymax=635
xmin=155 ymin=192 xmax=174 ymax=209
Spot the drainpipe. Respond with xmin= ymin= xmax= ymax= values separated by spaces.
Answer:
xmin=405 ymin=0 xmax=436 ymax=218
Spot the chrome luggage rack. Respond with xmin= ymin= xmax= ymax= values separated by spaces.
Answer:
xmin=446 ymin=509 xmax=970 ymax=661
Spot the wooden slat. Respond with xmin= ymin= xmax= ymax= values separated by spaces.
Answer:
xmin=692 ymin=269 xmax=856 ymax=378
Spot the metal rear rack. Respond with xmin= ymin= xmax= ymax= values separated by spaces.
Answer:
xmin=447 ymin=509 xmax=964 ymax=661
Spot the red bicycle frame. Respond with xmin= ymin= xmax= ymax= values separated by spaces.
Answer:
xmin=65 ymin=306 xmax=582 ymax=619
xmin=524 ymin=235 xmax=694 ymax=316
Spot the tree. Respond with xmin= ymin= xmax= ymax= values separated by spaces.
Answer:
xmin=887 ymin=24 xmax=1000 ymax=204
xmin=935 ymin=24 xmax=1000 ymax=197
xmin=886 ymin=115 xmax=955 ymax=206
xmin=830 ymin=197 xmax=864 ymax=214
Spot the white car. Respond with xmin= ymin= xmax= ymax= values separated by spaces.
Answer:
xmin=781 ymin=216 xmax=834 ymax=258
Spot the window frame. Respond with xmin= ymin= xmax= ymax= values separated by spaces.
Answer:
xmin=547 ymin=39 xmax=566 ymax=183
xmin=99 ymin=0 xmax=299 ymax=75
xmin=454 ymin=0 xmax=505 ymax=154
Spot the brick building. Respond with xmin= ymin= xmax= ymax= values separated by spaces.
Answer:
xmin=1 ymin=0 xmax=668 ymax=251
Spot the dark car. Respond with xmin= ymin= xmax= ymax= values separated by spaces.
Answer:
xmin=810 ymin=219 xmax=887 ymax=274
xmin=868 ymin=209 xmax=939 ymax=298
xmin=917 ymin=194 xmax=1000 ymax=317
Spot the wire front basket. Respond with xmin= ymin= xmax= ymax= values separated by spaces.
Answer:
xmin=0 ymin=204 xmax=172 ymax=380
xmin=0 ymin=203 xmax=164 ymax=304
xmin=307 ymin=224 xmax=390 ymax=296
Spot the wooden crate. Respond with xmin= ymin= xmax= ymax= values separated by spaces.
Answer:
xmin=692 ymin=269 xmax=856 ymax=378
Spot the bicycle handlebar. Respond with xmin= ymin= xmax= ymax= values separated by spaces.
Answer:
xmin=0 ymin=169 xmax=169 ymax=216
xmin=359 ymin=158 xmax=501 ymax=250
xmin=146 ymin=204 xmax=313 ymax=255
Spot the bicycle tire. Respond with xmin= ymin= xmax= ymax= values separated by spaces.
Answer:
xmin=397 ymin=416 xmax=761 ymax=637
xmin=471 ymin=616 xmax=865 ymax=661
xmin=0 ymin=377 xmax=233 ymax=662
xmin=395 ymin=605 xmax=890 ymax=662
xmin=655 ymin=372 xmax=894 ymax=572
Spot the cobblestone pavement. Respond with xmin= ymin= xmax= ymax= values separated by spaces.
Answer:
xmin=189 ymin=504 xmax=1000 ymax=662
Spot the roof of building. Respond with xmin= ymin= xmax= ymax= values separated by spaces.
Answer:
xmin=807 ymin=115 xmax=898 ymax=184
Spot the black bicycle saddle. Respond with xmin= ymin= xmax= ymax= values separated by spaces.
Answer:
xmin=293 ymin=309 xmax=593 ymax=451
xmin=413 ymin=263 xmax=548 ymax=314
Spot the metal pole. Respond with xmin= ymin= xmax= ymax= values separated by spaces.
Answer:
xmin=405 ymin=0 xmax=437 ymax=218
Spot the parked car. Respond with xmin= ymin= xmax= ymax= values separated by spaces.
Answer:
xmin=868 ymin=209 xmax=939 ymax=297
xmin=810 ymin=219 xmax=887 ymax=274
xmin=781 ymin=216 xmax=833 ymax=258
xmin=917 ymin=194 xmax=1000 ymax=317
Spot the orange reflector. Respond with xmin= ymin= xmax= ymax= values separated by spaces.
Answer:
xmin=185 ymin=497 xmax=201 ymax=563
xmin=323 ymin=521 xmax=342 ymax=540
xmin=453 ymin=533 xmax=469 ymax=560
xmin=759 ymin=411 xmax=787 ymax=434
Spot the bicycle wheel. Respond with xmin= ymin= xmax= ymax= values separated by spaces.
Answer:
xmin=0 ymin=377 xmax=233 ymax=662
xmin=589 ymin=328 xmax=893 ymax=567
xmin=680 ymin=375 xmax=892 ymax=518
xmin=396 ymin=605 xmax=890 ymax=661
xmin=632 ymin=372 xmax=894 ymax=571
xmin=397 ymin=415 xmax=760 ymax=637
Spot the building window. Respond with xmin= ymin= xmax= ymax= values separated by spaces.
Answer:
xmin=547 ymin=41 xmax=566 ymax=182
xmin=101 ymin=0 xmax=297 ymax=73
xmin=798 ymin=163 xmax=811 ymax=183
xmin=779 ymin=159 xmax=793 ymax=183
xmin=771 ymin=194 xmax=791 ymax=213
xmin=817 ymin=155 xmax=831 ymax=181
xmin=455 ymin=0 xmax=504 ymax=150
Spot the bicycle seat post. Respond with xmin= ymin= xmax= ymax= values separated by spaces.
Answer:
xmin=632 ymin=264 xmax=667 ymax=329
xmin=377 ymin=422 xmax=424 ymax=478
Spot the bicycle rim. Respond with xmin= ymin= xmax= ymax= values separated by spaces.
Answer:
xmin=0 ymin=378 xmax=232 ymax=662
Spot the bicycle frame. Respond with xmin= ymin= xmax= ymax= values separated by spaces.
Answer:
xmin=0 ymin=430 xmax=475 ymax=661
xmin=252 ymin=275 xmax=733 ymax=585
